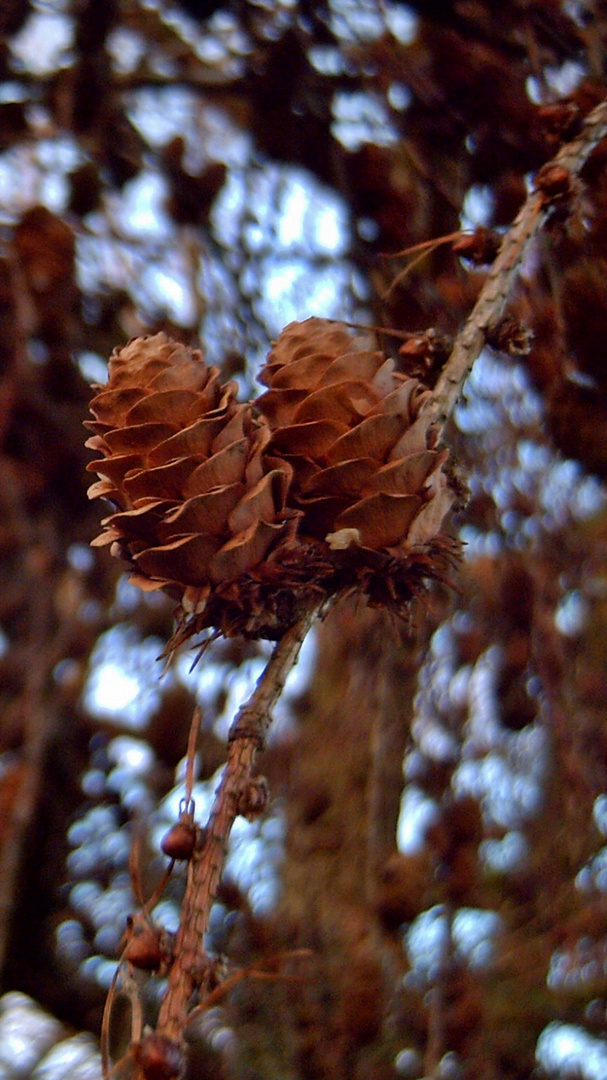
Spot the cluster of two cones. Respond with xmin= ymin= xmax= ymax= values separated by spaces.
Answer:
xmin=85 ymin=318 xmax=457 ymax=641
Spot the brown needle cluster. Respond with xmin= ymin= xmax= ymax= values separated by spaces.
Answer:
xmin=86 ymin=321 xmax=458 ymax=642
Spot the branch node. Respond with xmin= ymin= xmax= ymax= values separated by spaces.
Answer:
xmin=235 ymin=774 xmax=270 ymax=821
xmin=133 ymin=1033 xmax=186 ymax=1080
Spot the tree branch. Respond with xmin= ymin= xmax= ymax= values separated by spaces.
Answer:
xmin=155 ymin=603 xmax=320 ymax=1046
xmin=425 ymin=99 xmax=607 ymax=435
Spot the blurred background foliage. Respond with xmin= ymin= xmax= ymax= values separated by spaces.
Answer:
xmin=3 ymin=1 xmax=607 ymax=1078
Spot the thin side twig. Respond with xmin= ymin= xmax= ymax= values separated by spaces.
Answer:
xmin=155 ymin=603 xmax=320 ymax=1045
xmin=424 ymin=98 xmax=607 ymax=436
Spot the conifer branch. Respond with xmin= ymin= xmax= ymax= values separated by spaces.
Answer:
xmin=155 ymin=603 xmax=320 ymax=1046
xmin=425 ymin=99 xmax=607 ymax=435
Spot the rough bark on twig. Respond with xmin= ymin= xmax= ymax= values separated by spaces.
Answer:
xmin=155 ymin=603 xmax=320 ymax=1046
xmin=425 ymin=99 xmax=607 ymax=436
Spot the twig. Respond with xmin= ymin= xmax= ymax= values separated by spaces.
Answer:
xmin=380 ymin=232 xmax=467 ymax=298
xmin=186 ymin=948 xmax=312 ymax=1019
xmin=424 ymin=98 xmax=607 ymax=436
xmin=155 ymin=604 xmax=320 ymax=1046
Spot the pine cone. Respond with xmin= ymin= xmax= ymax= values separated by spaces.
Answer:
xmin=85 ymin=334 xmax=299 ymax=639
xmin=256 ymin=317 xmax=456 ymax=558
xmin=86 ymin=325 xmax=459 ymax=644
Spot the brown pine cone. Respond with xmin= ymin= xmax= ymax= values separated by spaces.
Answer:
xmin=85 ymin=334 xmax=300 ymax=640
xmin=255 ymin=317 xmax=457 ymax=572
xmin=86 ymin=326 xmax=459 ymax=644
